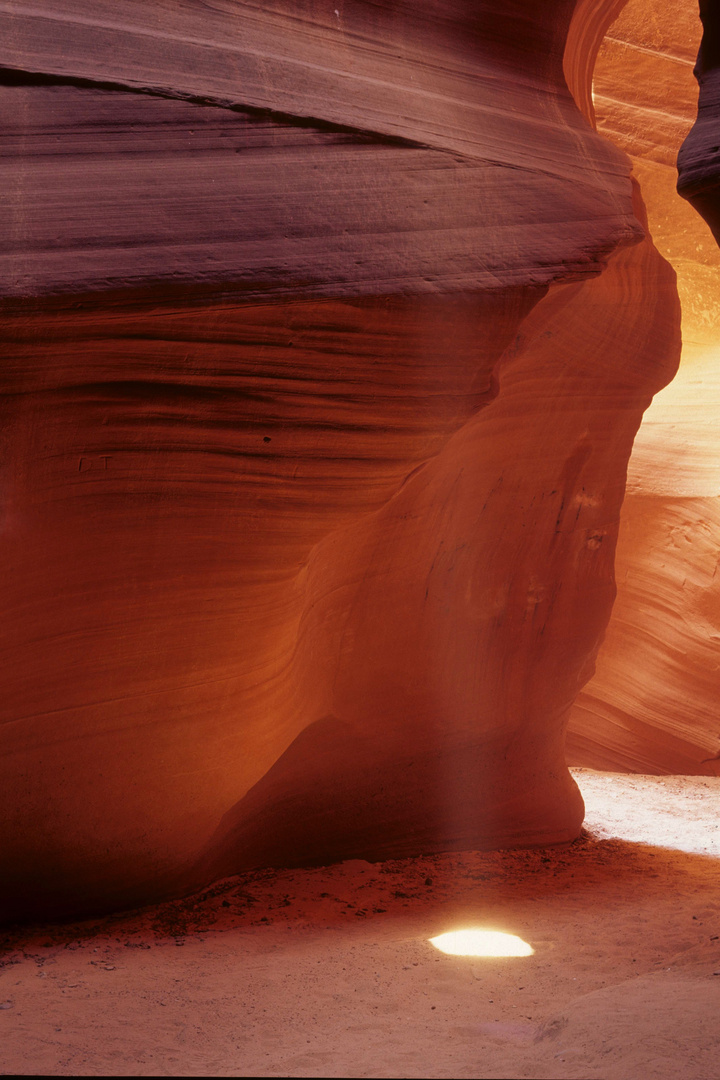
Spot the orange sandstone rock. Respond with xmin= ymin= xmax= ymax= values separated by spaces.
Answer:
xmin=0 ymin=1 xmax=680 ymax=920
xmin=197 ymin=181 xmax=679 ymax=884
xmin=567 ymin=0 xmax=720 ymax=774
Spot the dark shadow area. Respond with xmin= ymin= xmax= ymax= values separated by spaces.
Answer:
xmin=3 ymin=828 xmax=719 ymax=956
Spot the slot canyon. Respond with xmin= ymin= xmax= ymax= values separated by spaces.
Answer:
xmin=1 ymin=1 xmax=720 ymax=1077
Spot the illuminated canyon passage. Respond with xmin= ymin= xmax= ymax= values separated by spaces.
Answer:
xmin=2 ymin=2 xmax=720 ymax=1077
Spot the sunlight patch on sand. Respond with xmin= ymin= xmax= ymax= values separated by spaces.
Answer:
xmin=429 ymin=929 xmax=533 ymax=957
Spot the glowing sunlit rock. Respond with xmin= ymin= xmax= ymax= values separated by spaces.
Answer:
xmin=567 ymin=0 xmax=720 ymax=774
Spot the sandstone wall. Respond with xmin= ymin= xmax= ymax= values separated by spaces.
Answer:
xmin=0 ymin=1 xmax=681 ymax=920
xmin=567 ymin=0 xmax=720 ymax=773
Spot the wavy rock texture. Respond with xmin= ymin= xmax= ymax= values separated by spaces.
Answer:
xmin=566 ymin=0 xmax=720 ymax=773
xmin=196 ymin=182 xmax=679 ymax=887
xmin=0 ymin=0 xmax=679 ymax=920
xmin=0 ymin=0 xmax=640 ymax=299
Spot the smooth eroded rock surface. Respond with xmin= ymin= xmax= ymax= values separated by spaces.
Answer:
xmin=567 ymin=0 xmax=720 ymax=774
xmin=0 ymin=0 xmax=681 ymax=920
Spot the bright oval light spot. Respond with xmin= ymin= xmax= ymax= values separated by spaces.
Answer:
xmin=429 ymin=930 xmax=533 ymax=957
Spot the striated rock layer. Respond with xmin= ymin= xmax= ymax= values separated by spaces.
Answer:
xmin=196 ymin=180 xmax=679 ymax=886
xmin=0 ymin=1 xmax=679 ymax=921
xmin=567 ymin=0 xmax=720 ymax=773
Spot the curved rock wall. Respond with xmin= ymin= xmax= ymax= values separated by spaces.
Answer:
xmin=567 ymin=0 xmax=720 ymax=773
xmin=197 ymin=180 xmax=679 ymax=886
xmin=0 ymin=1 xmax=680 ymax=920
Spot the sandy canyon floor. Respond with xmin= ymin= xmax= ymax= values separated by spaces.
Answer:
xmin=2 ymin=769 xmax=720 ymax=1079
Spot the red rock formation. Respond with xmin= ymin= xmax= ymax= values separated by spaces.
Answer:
xmin=197 ymin=181 xmax=679 ymax=884
xmin=0 ymin=1 xmax=680 ymax=920
xmin=567 ymin=0 xmax=720 ymax=773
